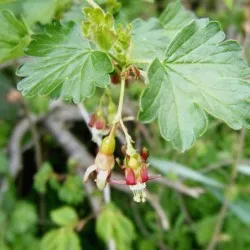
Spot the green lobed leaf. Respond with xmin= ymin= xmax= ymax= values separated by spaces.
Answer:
xmin=96 ymin=203 xmax=136 ymax=249
xmin=129 ymin=18 xmax=169 ymax=62
xmin=11 ymin=235 xmax=40 ymax=250
xmin=51 ymin=206 xmax=79 ymax=227
xmin=58 ymin=176 xmax=84 ymax=205
xmin=41 ymin=228 xmax=80 ymax=250
xmin=0 ymin=10 xmax=31 ymax=63
xmin=139 ymin=19 xmax=250 ymax=151
xmin=159 ymin=0 xmax=195 ymax=40
xmin=33 ymin=162 xmax=53 ymax=194
xmin=17 ymin=22 xmax=113 ymax=103
xmin=21 ymin=0 xmax=57 ymax=25
xmin=63 ymin=3 xmax=87 ymax=24
xmin=12 ymin=0 xmax=72 ymax=25
xmin=9 ymin=202 xmax=38 ymax=235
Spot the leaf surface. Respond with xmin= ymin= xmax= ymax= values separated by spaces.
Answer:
xmin=160 ymin=0 xmax=195 ymax=39
xmin=41 ymin=228 xmax=80 ymax=250
xmin=0 ymin=10 xmax=30 ymax=63
xmin=51 ymin=206 xmax=78 ymax=226
xmin=17 ymin=22 xmax=113 ymax=103
xmin=96 ymin=203 xmax=135 ymax=250
xmin=129 ymin=18 xmax=168 ymax=61
xmin=139 ymin=19 xmax=250 ymax=151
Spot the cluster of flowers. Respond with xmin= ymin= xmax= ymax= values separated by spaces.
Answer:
xmin=84 ymin=118 xmax=159 ymax=202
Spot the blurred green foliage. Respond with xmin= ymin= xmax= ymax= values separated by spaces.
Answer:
xmin=1 ymin=0 xmax=250 ymax=250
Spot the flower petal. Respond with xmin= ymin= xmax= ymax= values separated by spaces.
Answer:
xmin=140 ymin=165 xmax=149 ymax=183
xmin=96 ymin=169 xmax=110 ymax=190
xmin=83 ymin=164 xmax=97 ymax=183
xmin=125 ymin=168 xmax=136 ymax=185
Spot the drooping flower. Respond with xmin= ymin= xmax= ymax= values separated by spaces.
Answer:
xmin=84 ymin=136 xmax=115 ymax=190
xmin=110 ymin=147 xmax=160 ymax=202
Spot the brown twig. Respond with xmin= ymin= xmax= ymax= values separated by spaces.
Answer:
xmin=207 ymin=129 xmax=246 ymax=250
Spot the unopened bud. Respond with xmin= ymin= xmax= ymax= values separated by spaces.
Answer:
xmin=141 ymin=147 xmax=149 ymax=162
xmin=100 ymin=136 xmax=116 ymax=155
xmin=88 ymin=110 xmax=106 ymax=130
xmin=128 ymin=156 xmax=139 ymax=169
xmin=111 ymin=73 xmax=120 ymax=85
xmin=95 ymin=117 xmax=106 ymax=129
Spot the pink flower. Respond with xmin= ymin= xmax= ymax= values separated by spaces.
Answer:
xmin=110 ymin=148 xmax=160 ymax=202
xmin=84 ymin=136 xmax=115 ymax=190
xmin=84 ymin=152 xmax=115 ymax=190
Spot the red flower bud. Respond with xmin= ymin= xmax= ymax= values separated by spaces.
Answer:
xmin=111 ymin=73 xmax=120 ymax=84
xmin=95 ymin=117 xmax=106 ymax=129
xmin=88 ymin=111 xmax=106 ymax=130
xmin=140 ymin=147 xmax=149 ymax=162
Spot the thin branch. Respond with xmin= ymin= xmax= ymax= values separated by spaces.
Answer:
xmin=207 ymin=129 xmax=246 ymax=250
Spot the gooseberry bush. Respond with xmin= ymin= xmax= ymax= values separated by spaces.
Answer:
xmin=17 ymin=0 xmax=250 ymax=198
xmin=1 ymin=0 xmax=250 ymax=249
